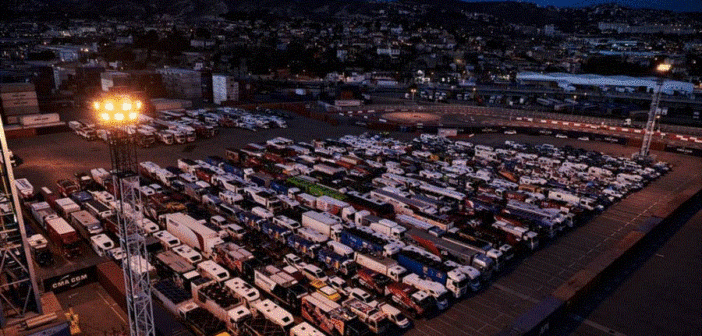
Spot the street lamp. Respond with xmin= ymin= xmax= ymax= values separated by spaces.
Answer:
xmin=637 ymin=63 xmax=671 ymax=159
xmin=410 ymin=88 xmax=417 ymax=101
xmin=93 ymin=94 xmax=155 ymax=336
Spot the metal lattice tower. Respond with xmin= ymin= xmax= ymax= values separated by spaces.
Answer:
xmin=0 ymin=118 xmax=42 ymax=326
xmin=638 ymin=77 xmax=665 ymax=159
xmin=108 ymin=128 xmax=154 ymax=336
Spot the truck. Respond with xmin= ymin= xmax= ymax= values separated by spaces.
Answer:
xmin=240 ymin=315 xmax=286 ymax=336
xmin=272 ymin=215 xmax=301 ymax=232
xmin=441 ymin=231 xmax=506 ymax=270
xmin=192 ymin=280 xmax=252 ymax=333
xmin=339 ymin=228 xmax=402 ymax=257
xmin=403 ymin=223 xmax=494 ymax=283
xmin=56 ymin=179 xmax=79 ymax=197
xmin=342 ymin=298 xmax=391 ymax=334
xmin=286 ymin=234 xmax=320 ymax=260
xmin=316 ymin=247 xmax=356 ymax=276
xmin=384 ymin=282 xmax=433 ymax=318
xmin=90 ymin=168 xmax=111 ymax=186
xmin=244 ymin=187 xmax=283 ymax=212
xmin=83 ymin=199 xmax=114 ymax=220
xmin=154 ymin=251 xmax=196 ymax=279
xmin=355 ymin=267 xmax=391 ymax=295
xmin=29 ymin=201 xmax=56 ymax=228
xmin=297 ymin=227 xmax=329 ymax=244
xmin=354 ymin=253 xmax=407 ymax=282
xmin=213 ymin=243 xmax=255 ymax=277
xmin=491 ymin=220 xmax=539 ymax=251
xmin=45 ymin=215 xmax=82 ymax=259
xmin=224 ymin=277 xmax=261 ymax=307
xmin=327 ymin=241 xmax=354 ymax=259
xmin=161 ymin=213 xmax=225 ymax=258
xmin=251 ymin=299 xmax=295 ymax=330
xmin=396 ymin=249 xmax=469 ymax=298
xmin=290 ymin=322 xmax=326 ymax=336
xmin=260 ymin=221 xmax=291 ymax=244
xmin=301 ymin=211 xmax=343 ymax=240
xmin=459 ymin=225 xmax=515 ymax=259
xmin=300 ymin=292 xmax=369 ymax=336
xmin=14 ymin=178 xmax=34 ymax=200
xmin=402 ymin=274 xmax=449 ymax=310
xmin=253 ymin=265 xmax=308 ymax=312
xmin=69 ymin=210 xmax=103 ymax=239
xmin=368 ymin=220 xmax=406 ymax=240
xmin=27 ymin=234 xmax=54 ymax=266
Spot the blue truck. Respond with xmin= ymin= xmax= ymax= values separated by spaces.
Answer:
xmin=269 ymin=181 xmax=289 ymax=195
xmin=261 ymin=221 xmax=291 ymax=244
xmin=70 ymin=191 xmax=93 ymax=206
xmin=316 ymin=247 xmax=356 ymax=276
xmin=286 ymin=234 xmax=320 ymax=259
xmin=339 ymin=227 xmax=401 ymax=257
xmin=396 ymin=249 xmax=470 ymax=298
xmin=237 ymin=211 xmax=264 ymax=231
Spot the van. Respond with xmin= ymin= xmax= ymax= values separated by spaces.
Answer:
xmin=153 ymin=230 xmax=181 ymax=249
xmin=90 ymin=234 xmax=115 ymax=257
xmin=197 ymin=260 xmax=230 ymax=282
xmin=379 ymin=303 xmax=411 ymax=329
xmin=300 ymin=263 xmax=328 ymax=282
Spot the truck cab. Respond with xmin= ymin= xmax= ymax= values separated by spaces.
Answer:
xmin=90 ymin=234 xmax=115 ymax=257
xmin=379 ymin=303 xmax=411 ymax=329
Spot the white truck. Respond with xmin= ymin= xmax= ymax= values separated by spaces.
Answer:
xmin=54 ymin=198 xmax=81 ymax=219
xmin=297 ymin=227 xmax=329 ymax=244
xmin=191 ymin=280 xmax=251 ymax=332
xmin=369 ymin=219 xmax=406 ymax=240
xmin=161 ymin=213 xmax=224 ymax=258
xmin=354 ymin=253 xmax=407 ymax=282
xmin=301 ymin=211 xmax=343 ymax=240
xmin=402 ymin=274 xmax=449 ymax=310
xmin=251 ymin=299 xmax=295 ymax=330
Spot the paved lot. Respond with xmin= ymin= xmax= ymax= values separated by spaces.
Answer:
xmin=403 ymin=137 xmax=702 ymax=336
xmin=568 ymin=209 xmax=702 ymax=336
xmin=8 ymin=116 xmax=702 ymax=336
xmin=55 ymin=282 xmax=129 ymax=335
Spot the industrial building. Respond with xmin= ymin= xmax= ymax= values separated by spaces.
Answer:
xmin=516 ymin=72 xmax=695 ymax=95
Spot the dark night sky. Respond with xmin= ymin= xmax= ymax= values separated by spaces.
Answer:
xmin=465 ymin=0 xmax=702 ymax=12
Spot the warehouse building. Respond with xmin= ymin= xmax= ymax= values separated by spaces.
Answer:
xmin=516 ymin=72 xmax=695 ymax=96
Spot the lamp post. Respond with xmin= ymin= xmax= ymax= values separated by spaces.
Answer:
xmin=637 ymin=63 xmax=671 ymax=159
xmin=93 ymin=95 xmax=155 ymax=336
xmin=410 ymin=88 xmax=417 ymax=102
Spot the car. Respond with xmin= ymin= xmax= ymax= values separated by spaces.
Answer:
xmin=555 ymin=134 xmax=568 ymax=139
xmin=310 ymin=279 xmax=342 ymax=302
xmin=348 ymin=287 xmax=378 ymax=307
xmin=317 ymin=284 xmax=342 ymax=302
xmin=578 ymin=136 xmax=590 ymax=141
xmin=504 ymin=129 xmax=517 ymax=135
xmin=327 ymin=276 xmax=352 ymax=296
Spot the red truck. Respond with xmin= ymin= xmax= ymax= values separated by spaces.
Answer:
xmin=56 ymin=179 xmax=79 ymax=197
xmin=195 ymin=167 xmax=215 ymax=184
xmin=45 ymin=215 xmax=82 ymax=259
xmin=355 ymin=267 xmax=391 ymax=295
xmin=384 ymin=282 xmax=434 ymax=318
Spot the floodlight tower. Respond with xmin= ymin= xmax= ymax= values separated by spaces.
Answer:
xmin=638 ymin=63 xmax=671 ymax=159
xmin=93 ymin=96 xmax=154 ymax=336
